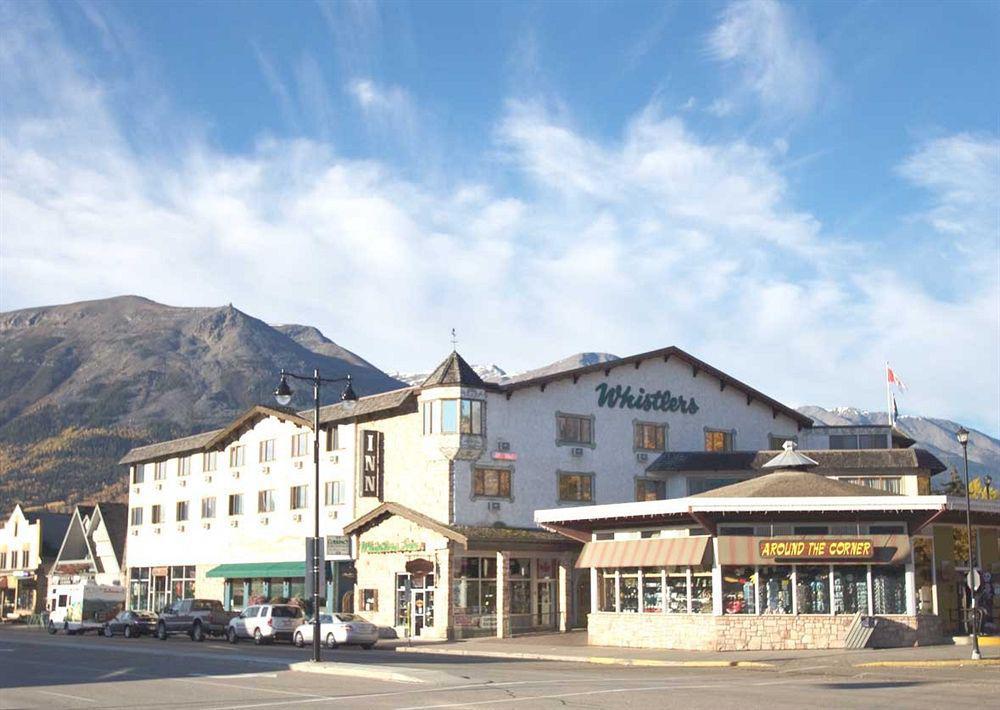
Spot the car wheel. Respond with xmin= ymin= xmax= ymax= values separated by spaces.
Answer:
xmin=361 ymin=643 xmax=374 ymax=650
xmin=294 ymin=632 xmax=304 ymax=648
xmin=124 ymin=625 xmax=133 ymax=639
xmin=157 ymin=622 xmax=167 ymax=641
xmin=103 ymin=625 xmax=113 ymax=638
xmin=227 ymin=627 xmax=238 ymax=644
xmin=47 ymin=621 xmax=57 ymax=635
xmin=253 ymin=629 xmax=263 ymax=646
xmin=191 ymin=622 xmax=205 ymax=643
xmin=325 ymin=633 xmax=338 ymax=649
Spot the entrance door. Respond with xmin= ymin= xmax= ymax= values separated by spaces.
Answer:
xmin=574 ymin=574 xmax=591 ymax=628
xmin=152 ymin=574 xmax=169 ymax=612
xmin=535 ymin=580 xmax=555 ymax=628
xmin=409 ymin=574 xmax=435 ymax=637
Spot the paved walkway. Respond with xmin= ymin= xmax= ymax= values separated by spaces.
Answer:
xmin=389 ymin=629 xmax=1000 ymax=672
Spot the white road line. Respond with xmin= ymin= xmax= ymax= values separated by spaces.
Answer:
xmin=190 ymin=672 xmax=280 ymax=679
xmin=175 ymin=677 xmax=330 ymax=699
xmin=35 ymin=689 xmax=96 ymax=703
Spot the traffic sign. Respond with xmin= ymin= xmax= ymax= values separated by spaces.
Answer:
xmin=966 ymin=569 xmax=981 ymax=591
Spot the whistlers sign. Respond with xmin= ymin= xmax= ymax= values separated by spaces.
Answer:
xmin=758 ymin=538 xmax=875 ymax=560
xmin=595 ymin=383 xmax=699 ymax=415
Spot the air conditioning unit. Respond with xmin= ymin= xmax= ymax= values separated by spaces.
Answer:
xmin=133 ymin=486 xmax=140 ymax=494
xmin=497 ymin=440 xmax=511 ymax=452
xmin=153 ymin=526 xmax=161 ymax=535
xmin=231 ymin=471 xmax=240 ymax=479
xmin=204 ymin=475 xmax=213 ymax=483
xmin=292 ymin=513 xmax=302 ymax=522
xmin=487 ymin=501 xmax=501 ymax=511
xmin=178 ymin=479 xmax=187 ymax=487
xmin=131 ymin=529 xmax=138 ymax=536
xmin=261 ymin=466 xmax=271 ymax=475
xmin=571 ymin=447 xmax=584 ymax=457
xmin=294 ymin=461 xmax=304 ymax=469
xmin=260 ymin=516 xmax=269 ymax=526
xmin=636 ymin=452 xmax=649 ymax=462
xmin=155 ymin=483 xmax=163 ymax=491
xmin=177 ymin=524 xmax=185 ymax=532
xmin=327 ymin=510 xmax=338 ymax=519
xmin=329 ymin=455 xmax=339 ymax=464
xmin=229 ymin=519 xmax=239 ymax=528
xmin=202 ymin=522 xmax=211 ymax=530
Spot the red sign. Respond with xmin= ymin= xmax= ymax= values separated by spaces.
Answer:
xmin=492 ymin=452 xmax=517 ymax=461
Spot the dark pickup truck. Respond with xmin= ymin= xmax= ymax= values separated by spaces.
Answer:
xmin=156 ymin=598 xmax=237 ymax=641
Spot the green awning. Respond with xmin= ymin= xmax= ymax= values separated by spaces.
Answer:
xmin=206 ymin=561 xmax=305 ymax=579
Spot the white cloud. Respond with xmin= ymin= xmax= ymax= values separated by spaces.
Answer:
xmin=1 ymin=3 xmax=997 ymax=433
xmin=707 ymin=0 xmax=824 ymax=117
xmin=346 ymin=78 xmax=417 ymax=142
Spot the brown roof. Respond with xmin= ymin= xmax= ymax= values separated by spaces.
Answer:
xmin=498 ymin=345 xmax=813 ymax=427
xmin=316 ymin=387 xmax=417 ymax=425
xmin=94 ymin=503 xmax=129 ymax=566
xmin=647 ymin=448 xmax=947 ymax=475
xmin=119 ymin=429 xmax=223 ymax=465
xmin=691 ymin=470 xmax=899 ymax=498
xmin=421 ymin=351 xmax=487 ymax=388
xmin=202 ymin=405 xmax=312 ymax=450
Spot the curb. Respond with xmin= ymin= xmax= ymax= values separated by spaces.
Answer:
xmin=855 ymin=659 xmax=1000 ymax=668
xmin=288 ymin=661 xmax=428 ymax=683
xmin=394 ymin=646 xmax=773 ymax=669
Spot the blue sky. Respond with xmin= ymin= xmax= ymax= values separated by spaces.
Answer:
xmin=1 ymin=1 xmax=998 ymax=433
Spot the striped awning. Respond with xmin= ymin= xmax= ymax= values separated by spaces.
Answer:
xmin=575 ymin=536 xmax=711 ymax=569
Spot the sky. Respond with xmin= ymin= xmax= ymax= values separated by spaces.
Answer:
xmin=1 ymin=0 xmax=998 ymax=434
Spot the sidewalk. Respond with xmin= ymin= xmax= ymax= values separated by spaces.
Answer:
xmin=390 ymin=629 xmax=1000 ymax=672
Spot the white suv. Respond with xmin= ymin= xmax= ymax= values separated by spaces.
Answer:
xmin=226 ymin=604 xmax=304 ymax=645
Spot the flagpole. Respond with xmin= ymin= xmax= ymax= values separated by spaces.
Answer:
xmin=885 ymin=361 xmax=894 ymax=446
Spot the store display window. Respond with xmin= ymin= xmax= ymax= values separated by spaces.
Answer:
xmin=642 ymin=568 xmax=663 ymax=612
xmin=691 ymin=566 xmax=713 ymax=613
xmin=795 ymin=566 xmax=830 ymax=614
xmin=665 ymin=568 xmax=688 ymax=613
xmin=833 ymin=565 xmax=868 ymax=614
xmin=759 ymin=566 xmax=793 ymax=614
xmin=872 ymin=565 xmax=907 ymax=615
xmin=723 ymin=566 xmax=756 ymax=614
xmin=618 ymin=568 xmax=639 ymax=613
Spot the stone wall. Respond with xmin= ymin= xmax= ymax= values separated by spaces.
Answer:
xmin=587 ymin=612 xmax=949 ymax=651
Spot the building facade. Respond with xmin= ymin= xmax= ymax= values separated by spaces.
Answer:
xmin=48 ymin=503 xmax=128 ymax=588
xmin=0 ymin=505 xmax=70 ymax=620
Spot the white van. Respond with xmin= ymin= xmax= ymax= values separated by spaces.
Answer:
xmin=48 ymin=580 xmax=125 ymax=635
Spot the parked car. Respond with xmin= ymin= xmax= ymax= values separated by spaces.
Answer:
xmin=226 ymin=604 xmax=304 ymax=645
xmin=292 ymin=612 xmax=378 ymax=649
xmin=156 ymin=598 xmax=237 ymax=641
xmin=103 ymin=610 xmax=158 ymax=638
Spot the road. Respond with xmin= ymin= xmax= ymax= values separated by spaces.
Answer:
xmin=1 ymin=626 xmax=997 ymax=709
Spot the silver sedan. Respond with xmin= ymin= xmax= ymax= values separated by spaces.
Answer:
xmin=293 ymin=613 xmax=379 ymax=650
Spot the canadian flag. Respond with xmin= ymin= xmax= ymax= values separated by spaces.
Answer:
xmin=887 ymin=366 xmax=907 ymax=392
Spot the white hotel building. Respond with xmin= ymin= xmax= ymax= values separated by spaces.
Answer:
xmin=120 ymin=346 xmax=941 ymax=640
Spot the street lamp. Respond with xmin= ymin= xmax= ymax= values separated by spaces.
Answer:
xmin=955 ymin=426 xmax=981 ymax=661
xmin=985 ymin=475 xmax=993 ymax=500
xmin=274 ymin=369 xmax=358 ymax=663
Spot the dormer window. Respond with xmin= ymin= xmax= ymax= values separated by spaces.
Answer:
xmin=422 ymin=399 xmax=483 ymax=435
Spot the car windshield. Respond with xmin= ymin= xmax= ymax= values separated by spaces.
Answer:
xmin=333 ymin=613 xmax=365 ymax=622
xmin=271 ymin=606 xmax=303 ymax=618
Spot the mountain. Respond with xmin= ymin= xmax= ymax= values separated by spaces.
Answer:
xmin=0 ymin=296 xmax=403 ymax=509
xmin=391 ymin=352 xmax=620 ymax=387
xmin=798 ymin=406 xmax=999 ymax=487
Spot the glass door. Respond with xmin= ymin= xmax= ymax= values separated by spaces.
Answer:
xmin=152 ymin=574 xmax=169 ymax=612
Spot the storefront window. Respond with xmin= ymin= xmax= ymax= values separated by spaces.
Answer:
xmin=230 ymin=580 xmax=246 ymax=610
xmin=642 ymin=568 xmax=663 ymax=612
xmin=913 ymin=538 xmax=934 ymax=614
xmin=129 ymin=568 xmax=150 ymax=611
xmin=600 ymin=570 xmax=616 ymax=612
xmin=618 ymin=568 xmax=639 ymax=613
xmin=873 ymin=566 xmax=907 ymax=615
xmin=723 ymin=566 xmax=756 ymax=614
xmin=666 ymin=568 xmax=688 ymax=613
xmin=796 ymin=566 xmax=830 ymax=614
xmin=833 ymin=565 xmax=868 ymax=614
xmin=691 ymin=566 xmax=713 ymax=613
xmin=453 ymin=557 xmax=498 ymax=637
xmin=759 ymin=566 xmax=792 ymax=614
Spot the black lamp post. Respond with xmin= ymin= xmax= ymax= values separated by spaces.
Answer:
xmin=985 ymin=475 xmax=993 ymax=500
xmin=955 ymin=426 xmax=981 ymax=661
xmin=274 ymin=369 xmax=357 ymax=663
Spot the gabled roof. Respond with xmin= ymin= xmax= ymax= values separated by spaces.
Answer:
xmin=646 ymin=448 xmax=947 ymax=475
xmin=691 ymin=470 xmax=898 ymax=498
xmin=119 ymin=429 xmax=223 ymax=465
xmin=316 ymin=387 xmax=418 ymax=425
xmin=498 ymin=345 xmax=813 ymax=427
xmin=94 ymin=503 xmax=129 ymax=566
xmin=421 ymin=351 xmax=487 ymax=388
xmin=202 ymin=405 xmax=313 ymax=450
xmin=343 ymin=502 xmax=465 ymax=543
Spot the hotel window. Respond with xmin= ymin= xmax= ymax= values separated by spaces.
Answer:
xmin=171 ymin=566 xmax=196 ymax=600
xmin=150 ymin=505 xmax=162 ymax=525
xmin=259 ymin=439 xmax=276 ymax=463
xmin=558 ymin=472 xmax=593 ymax=502
xmin=176 ymin=501 xmax=189 ymax=522
xmin=203 ymin=451 xmax=218 ymax=472
xmin=473 ymin=468 xmax=512 ymax=498
xmin=154 ymin=461 xmax=168 ymax=480
xmin=324 ymin=481 xmax=343 ymax=506
xmin=132 ymin=464 xmax=145 ymax=484
xmin=768 ymin=435 xmax=796 ymax=449
xmin=441 ymin=400 xmax=459 ymax=433
xmin=228 ymin=493 xmax=243 ymax=516
xmin=229 ymin=445 xmax=245 ymax=468
xmin=556 ymin=414 xmax=593 ymax=445
xmin=178 ymin=456 xmax=191 ymax=477
xmin=290 ymin=485 xmax=309 ymax=510
xmin=201 ymin=497 xmax=216 ymax=519
xmin=291 ymin=432 xmax=309 ymax=458
xmin=634 ymin=422 xmax=666 ymax=452
xmin=258 ymin=489 xmax=275 ymax=513
xmin=460 ymin=400 xmax=483 ymax=434
xmin=130 ymin=508 xmax=143 ymax=526
xmin=422 ymin=401 xmax=436 ymax=434
xmin=635 ymin=478 xmax=666 ymax=502
xmin=21 ymin=550 xmax=29 ymax=568
xmin=704 ymin=429 xmax=734 ymax=452
xmin=0 ymin=552 xmax=6 ymax=569
xmin=326 ymin=426 xmax=339 ymax=451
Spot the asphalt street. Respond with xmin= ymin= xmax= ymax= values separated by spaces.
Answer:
xmin=1 ymin=626 xmax=997 ymax=709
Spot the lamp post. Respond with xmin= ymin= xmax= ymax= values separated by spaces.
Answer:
xmin=274 ymin=369 xmax=357 ymax=663
xmin=985 ymin=475 xmax=993 ymax=500
xmin=955 ymin=426 xmax=981 ymax=661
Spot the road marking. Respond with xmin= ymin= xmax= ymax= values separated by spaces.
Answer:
xmin=190 ymin=672 xmax=279 ymax=679
xmin=175 ymin=677 xmax=330 ymax=700
xmin=36 ymin=689 xmax=96 ymax=703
